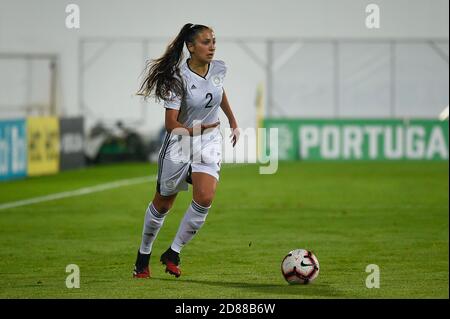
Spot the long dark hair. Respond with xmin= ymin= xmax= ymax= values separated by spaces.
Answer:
xmin=137 ymin=23 xmax=210 ymax=102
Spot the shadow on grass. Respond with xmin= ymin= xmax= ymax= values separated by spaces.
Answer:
xmin=150 ymin=277 xmax=343 ymax=298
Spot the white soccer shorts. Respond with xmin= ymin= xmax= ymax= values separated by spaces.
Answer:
xmin=156 ymin=130 xmax=222 ymax=196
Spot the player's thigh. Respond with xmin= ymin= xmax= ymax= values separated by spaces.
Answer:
xmin=152 ymin=191 xmax=178 ymax=213
xmin=158 ymin=157 xmax=190 ymax=196
xmin=191 ymin=172 xmax=217 ymax=206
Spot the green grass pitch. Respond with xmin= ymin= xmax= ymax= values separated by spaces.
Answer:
xmin=0 ymin=161 xmax=448 ymax=298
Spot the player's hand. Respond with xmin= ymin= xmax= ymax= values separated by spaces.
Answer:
xmin=229 ymin=121 xmax=240 ymax=147
xmin=200 ymin=121 xmax=220 ymax=134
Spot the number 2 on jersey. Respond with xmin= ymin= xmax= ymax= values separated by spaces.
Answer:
xmin=205 ymin=93 xmax=213 ymax=108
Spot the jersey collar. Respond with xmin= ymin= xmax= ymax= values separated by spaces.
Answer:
xmin=186 ymin=58 xmax=211 ymax=80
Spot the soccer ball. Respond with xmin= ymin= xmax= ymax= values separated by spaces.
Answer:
xmin=281 ymin=249 xmax=320 ymax=284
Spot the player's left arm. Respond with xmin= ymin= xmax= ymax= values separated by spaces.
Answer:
xmin=220 ymin=89 xmax=239 ymax=147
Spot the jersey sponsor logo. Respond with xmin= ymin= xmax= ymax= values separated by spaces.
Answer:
xmin=191 ymin=84 xmax=197 ymax=90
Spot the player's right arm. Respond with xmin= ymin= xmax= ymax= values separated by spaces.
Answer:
xmin=165 ymin=108 xmax=219 ymax=136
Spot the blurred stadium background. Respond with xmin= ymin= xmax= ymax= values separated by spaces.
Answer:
xmin=0 ymin=0 xmax=448 ymax=298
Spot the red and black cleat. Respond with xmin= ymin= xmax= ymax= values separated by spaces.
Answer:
xmin=160 ymin=248 xmax=181 ymax=278
xmin=133 ymin=250 xmax=151 ymax=278
xmin=133 ymin=266 xmax=151 ymax=278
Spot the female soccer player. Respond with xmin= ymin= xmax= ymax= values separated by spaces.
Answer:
xmin=133 ymin=23 xmax=239 ymax=278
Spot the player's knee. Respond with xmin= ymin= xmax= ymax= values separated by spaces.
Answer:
xmin=194 ymin=191 xmax=214 ymax=207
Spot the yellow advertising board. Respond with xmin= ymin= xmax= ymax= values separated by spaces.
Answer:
xmin=27 ymin=117 xmax=60 ymax=176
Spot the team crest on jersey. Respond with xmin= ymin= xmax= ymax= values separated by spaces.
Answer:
xmin=211 ymin=75 xmax=223 ymax=87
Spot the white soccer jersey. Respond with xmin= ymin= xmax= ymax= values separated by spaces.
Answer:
xmin=161 ymin=59 xmax=226 ymax=162
xmin=164 ymin=59 xmax=227 ymax=127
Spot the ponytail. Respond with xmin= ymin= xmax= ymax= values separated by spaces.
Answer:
xmin=137 ymin=23 xmax=209 ymax=102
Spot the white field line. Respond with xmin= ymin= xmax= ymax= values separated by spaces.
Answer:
xmin=0 ymin=175 xmax=157 ymax=211
xmin=0 ymin=162 xmax=252 ymax=212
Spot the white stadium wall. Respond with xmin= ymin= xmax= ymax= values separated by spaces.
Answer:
xmin=0 ymin=0 xmax=448 ymax=162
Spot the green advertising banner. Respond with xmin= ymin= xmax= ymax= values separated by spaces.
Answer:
xmin=264 ymin=119 xmax=449 ymax=161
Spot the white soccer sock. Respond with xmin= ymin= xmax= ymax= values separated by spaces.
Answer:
xmin=139 ymin=202 xmax=167 ymax=254
xmin=170 ymin=200 xmax=210 ymax=253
